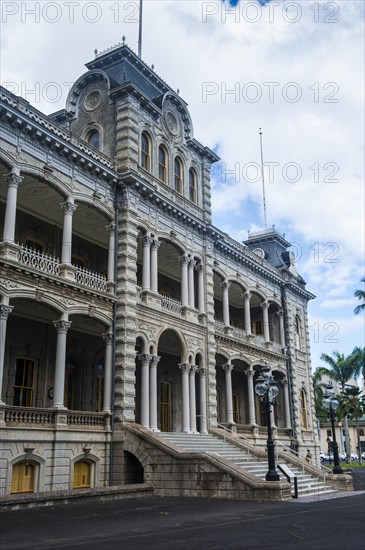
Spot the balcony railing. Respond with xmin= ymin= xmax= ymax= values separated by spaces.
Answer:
xmin=17 ymin=245 xmax=60 ymax=276
xmin=161 ymin=295 xmax=182 ymax=315
xmin=1 ymin=405 xmax=109 ymax=430
xmin=75 ymin=266 xmax=107 ymax=292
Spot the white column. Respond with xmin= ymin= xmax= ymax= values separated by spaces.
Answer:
xmin=188 ymin=259 xmax=195 ymax=307
xmin=60 ymin=199 xmax=77 ymax=265
xmin=102 ymin=332 xmax=113 ymax=413
xmin=244 ymin=291 xmax=252 ymax=335
xmin=3 ymin=172 xmax=22 ymax=242
xmin=222 ymin=363 xmax=234 ymax=424
xmin=278 ymin=310 xmax=285 ymax=347
xmin=198 ymin=367 xmax=208 ymax=434
xmin=0 ymin=303 xmax=13 ymax=405
xmin=282 ymin=378 xmax=292 ymax=429
xmin=149 ymin=355 xmax=160 ymax=431
xmin=245 ymin=369 xmax=256 ymax=425
xmin=179 ymin=363 xmax=191 ymax=433
xmin=189 ymin=366 xmax=198 ymax=433
xmin=196 ymin=264 xmax=205 ymax=313
xmin=261 ymin=300 xmax=270 ymax=342
xmin=138 ymin=354 xmax=151 ymax=428
xmin=180 ymin=255 xmax=189 ymax=307
xmin=52 ymin=319 xmax=72 ymax=408
xmin=142 ymin=236 xmax=152 ymax=291
xmin=222 ymin=280 xmax=231 ymax=327
xmin=150 ymin=240 xmax=160 ymax=293
xmin=105 ymin=223 xmax=116 ymax=285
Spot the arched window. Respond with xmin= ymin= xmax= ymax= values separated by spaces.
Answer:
xmin=11 ymin=462 xmax=35 ymax=494
xmin=73 ymin=460 xmax=92 ymax=489
xmin=87 ymin=129 xmax=100 ymax=150
xmin=158 ymin=145 xmax=167 ymax=182
xmin=174 ymin=157 xmax=183 ymax=193
xmin=300 ymin=389 xmax=308 ymax=429
xmin=295 ymin=315 xmax=302 ymax=350
xmin=189 ymin=169 xmax=197 ymax=203
xmin=141 ymin=132 xmax=151 ymax=171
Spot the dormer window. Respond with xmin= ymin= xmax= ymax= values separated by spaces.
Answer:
xmin=189 ymin=168 xmax=197 ymax=203
xmin=159 ymin=145 xmax=167 ymax=183
xmin=174 ymin=157 xmax=183 ymax=194
xmin=86 ymin=129 xmax=100 ymax=150
xmin=141 ymin=132 xmax=151 ymax=171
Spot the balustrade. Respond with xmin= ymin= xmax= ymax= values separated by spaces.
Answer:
xmin=1 ymin=405 xmax=107 ymax=429
xmin=160 ymin=295 xmax=182 ymax=315
xmin=17 ymin=245 xmax=60 ymax=276
xmin=75 ymin=266 xmax=108 ymax=292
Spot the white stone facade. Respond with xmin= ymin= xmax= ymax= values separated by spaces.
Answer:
xmin=0 ymin=44 xmax=318 ymax=497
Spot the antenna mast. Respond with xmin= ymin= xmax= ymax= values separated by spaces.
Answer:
xmin=138 ymin=0 xmax=143 ymax=57
xmin=259 ymin=128 xmax=268 ymax=230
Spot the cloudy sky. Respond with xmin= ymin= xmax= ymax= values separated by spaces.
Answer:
xmin=1 ymin=0 xmax=364 ymax=370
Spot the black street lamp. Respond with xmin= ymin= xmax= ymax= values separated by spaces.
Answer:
xmin=254 ymin=365 xmax=280 ymax=481
xmin=323 ymin=384 xmax=343 ymax=474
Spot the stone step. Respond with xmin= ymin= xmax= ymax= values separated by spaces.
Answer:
xmin=157 ymin=432 xmax=335 ymax=499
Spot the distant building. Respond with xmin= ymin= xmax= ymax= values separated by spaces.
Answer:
xmin=0 ymin=44 xmax=319 ymax=497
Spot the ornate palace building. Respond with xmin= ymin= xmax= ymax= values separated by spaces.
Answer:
xmin=1 ymin=43 xmax=338 ymax=501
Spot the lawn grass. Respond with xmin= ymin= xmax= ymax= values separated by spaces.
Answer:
xmin=339 ymin=462 xmax=364 ymax=469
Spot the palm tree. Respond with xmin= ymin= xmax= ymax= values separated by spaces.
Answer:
xmin=338 ymin=387 xmax=365 ymax=465
xmin=351 ymin=346 xmax=365 ymax=381
xmin=317 ymin=350 xmax=362 ymax=463
xmin=313 ymin=368 xmax=327 ymax=421
xmin=354 ymin=277 xmax=365 ymax=315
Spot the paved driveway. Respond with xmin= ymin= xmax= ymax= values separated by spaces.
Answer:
xmin=2 ymin=491 xmax=365 ymax=550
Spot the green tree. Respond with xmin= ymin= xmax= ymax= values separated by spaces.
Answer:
xmin=317 ymin=350 xmax=362 ymax=463
xmin=354 ymin=277 xmax=365 ymax=315
xmin=313 ymin=368 xmax=327 ymax=421
xmin=351 ymin=346 xmax=365 ymax=380
xmin=338 ymin=387 xmax=365 ymax=464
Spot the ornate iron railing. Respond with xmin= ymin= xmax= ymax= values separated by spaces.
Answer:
xmin=160 ymin=295 xmax=182 ymax=315
xmin=17 ymin=245 xmax=60 ymax=276
xmin=75 ymin=266 xmax=107 ymax=292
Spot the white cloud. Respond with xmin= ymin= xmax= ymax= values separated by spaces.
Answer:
xmin=1 ymin=0 xmax=364 ymax=367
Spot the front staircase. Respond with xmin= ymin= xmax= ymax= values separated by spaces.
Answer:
xmin=159 ymin=432 xmax=336 ymax=499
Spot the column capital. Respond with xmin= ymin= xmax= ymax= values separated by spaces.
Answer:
xmin=282 ymin=378 xmax=288 ymax=387
xmin=102 ymin=332 xmax=113 ymax=344
xmin=150 ymin=355 xmax=161 ymax=368
xmin=189 ymin=365 xmax=198 ymax=375
xmin=53 ymin=320 xmax=72 ymax=334
xmin=222 ymin=363 xmax=233 ymax=374
xmin=0 ymin=304 xmax=14 ymax=320
xmin=60 ymin=201 xmax=77 ymax=215
xmin=261 ymin=300 xmax=269 ymax=309
xmin=188 ymin=259 xmax=196 ymax=268
xmin=221 ymin=280 xmax=231 ymax=291
xmin=5 ymin=172 xmax=22 ymax=188
xmin=195 ymin=264 xmax=204 ymax=274
xmin=142 ymin=235 xmax=153 ymax=247
xmin=198 ymin=367 xmax=207 ymax=377
xmin=137 ymin=353 xmax=153 ymax=365
xmin=245 ymin=369 xmax=254 ymax=379
xmin=277 ymin=309 xmax=284 ymax=317
xmin=151 ymin=239 xmax=161 ymax=250
xmin=244 ymin=290 xmax=251 ymax=300
xmin=105 ymin=222 xmax=116 ymax=233
xmin=179 ymin=254 xmax=189 ymax=265
xmin=179 ymin=363 xmax=191 ymax=374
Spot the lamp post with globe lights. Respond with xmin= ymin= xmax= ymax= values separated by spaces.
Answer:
xmin=254 ymin=365 xmax=280 ymax=481
xmin=323 ymin=383 xmax=343 ymax=474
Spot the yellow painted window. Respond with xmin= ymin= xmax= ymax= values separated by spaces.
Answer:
xmin=301 ymin=390 xmax=308 ymax=429
xmin=189 ymin=169 xmax=197 ymax=203
xmin=73 ymin=461 xmax=91 ymax=489
xmin=158 ymin=146 xmax=167 ymax=182
xmin=160 ymin=381 xmax=171 ymax=432
xmin=141 ymin=132 xmax=151 ymax=171
xmin=13 ymin=358 xmax=34 ymax=407
xmin=11 ymin=462 xmax=35 ymax=494
xmin=174 ymin=158 xmax=183 ymax=193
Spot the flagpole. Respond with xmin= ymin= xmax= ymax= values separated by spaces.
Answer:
xmin=259 ymin=128 xmax=268 ymax=230
xmin=138 ymin=0 xmax=143 ymax=57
